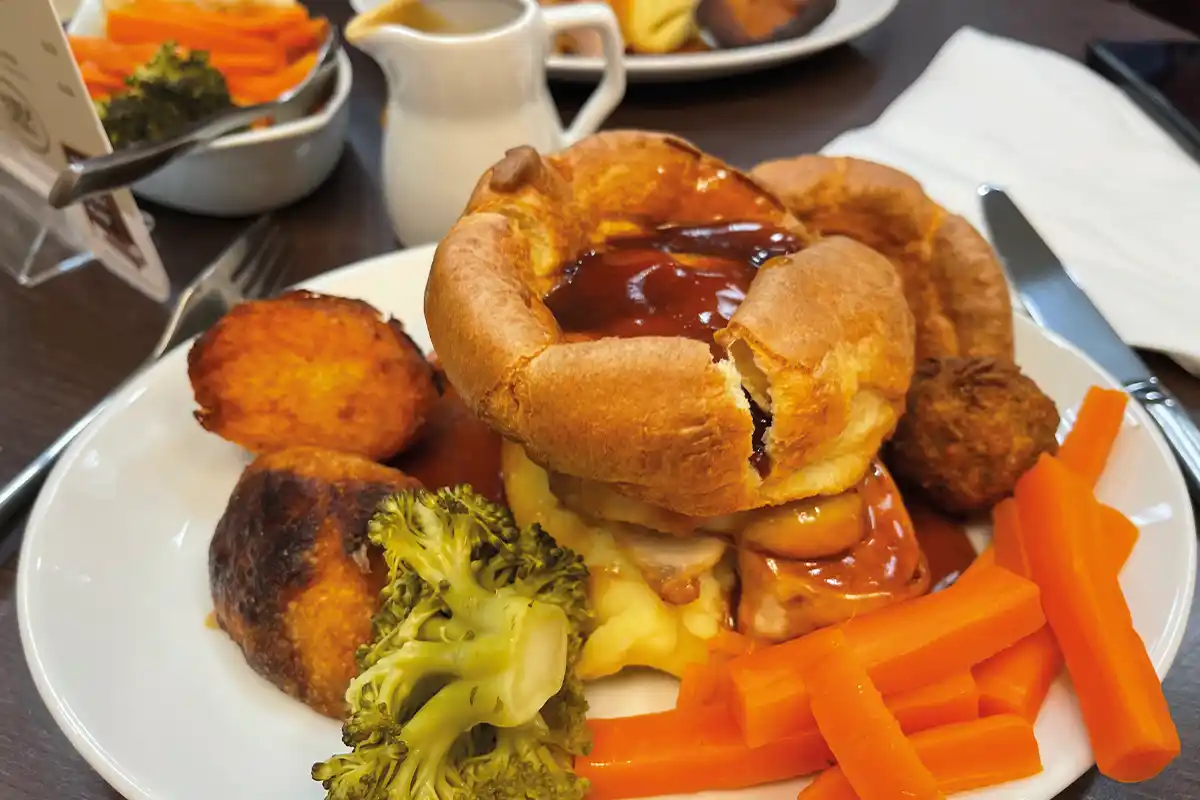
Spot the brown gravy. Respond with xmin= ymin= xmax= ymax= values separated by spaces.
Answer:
xmin=909 ymin=505 xmax=980 ymax=591
xmin=542 ymin=221 xmax=803 ymax=348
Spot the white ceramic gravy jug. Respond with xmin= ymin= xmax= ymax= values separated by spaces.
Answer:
xmin=347 ymin=0 xmax=626 ymax=246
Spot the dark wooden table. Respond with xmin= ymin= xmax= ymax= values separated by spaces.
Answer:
xmin=2 ymin=0 xmax=1197 ymax=796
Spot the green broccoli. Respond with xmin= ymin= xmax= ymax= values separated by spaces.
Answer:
xmin=312 ymin=485 xmax=593 ymax=800
xmin=97 ymin=42 xmax=233 ymax=149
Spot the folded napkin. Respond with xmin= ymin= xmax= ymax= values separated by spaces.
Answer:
xmin=821 ymin=26 xmax=1200 ymax=376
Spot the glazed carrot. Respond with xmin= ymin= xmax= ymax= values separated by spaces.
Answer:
xmin=676 ymin=659 xmax=731 ymax=710
xmin=800 ymin=715 xmax=1043 ymax=800
xmin=78 ymin=62 xmax=126 ymax=92
xmin=224 ymin=52 xmax=317 ymax=104
xmin=1099 ymin=503 xmax=1139 ymax=575
xmin=578 ymin=704 xmax=835 ymax=800
xmin=206 ymin=50 xmax=286 ymax=75
xmin=107 ymin=7 xmax=283 ymax=58
xmin=886 ymin=671 xmax=979 ymax=735
xmin=1058 ymin=386 xmax=1128 ymax=486
xmin=730 ymin=565 xmax=1044 ymax=747
xmin=804 ymin=629 xmax=940 ymax=800
xmin=709 ymin=629 xmax=759 ymax=659
xmin=123 ymin=0 xmax=311 ymax=37
xmin=277 ymin=17 xmax=328 ymax=54
xmin=973 ymin=626 xmax=1064 ymax=722
xmin=991 ymin=498 xmax=1030 ymax=578
xmin=1015 ymin=454 xmax=1179 ymax=782
xmin=69 ymin=36 xmax=159 ymax=76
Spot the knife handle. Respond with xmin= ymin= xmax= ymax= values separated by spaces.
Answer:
xmin=1126 ymin=378 xmax=1200 ymax=498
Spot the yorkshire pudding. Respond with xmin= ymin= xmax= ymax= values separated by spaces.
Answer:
xmin=425 ymin=131 xmax=916 ymax=519
xmin=749 ymin=155 xmax=1015 ymax=363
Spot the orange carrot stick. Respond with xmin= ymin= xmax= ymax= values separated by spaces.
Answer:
xmin=122 ymin=0 xmax=311 ymax=37
xmin=973 ymin=626 xmax=1064 ymax=722
xmin=69 ymin=36 xmax=159 ymax=76
xmin=223 ymin=52 xmax=316 ymax=104
xmin=78 ymin=62 xmax=126 ymax=92
xmin=107 ymin=7 xmax=283 ymax=58
xmin=991 ymin=498 xmax=1030 ymax=578
xmin=709 ymin=629 xmax=759 ymax=659
xmin=1098 ymin=503 xmax=1139 ymax=575
xmin=276 ymin=17 xmax=328 ymax=54
xmin=596 ymin=670 xmax=978 ymax=800
xmin=730 ymin=565 xmax=1043 ymax=747
xmin=887 ymin=671 xmax=979 ymax=735
xmin=804 ymin=629 xmax=940 ymax=800
xmin=1015 ymin=454 xmax=1179 ymax=782
xmin=676 ymin=659 xmax=731 ymax=710
xmin=1058 ymin=386 xmax=1128 ymax=486
xmin=800 ymin=715 xmax=1043 ymax=800
xmin=206 ymin=51 xmax=284 ymax=75
xmin=578 ymin=704 xmax=835 ymax=800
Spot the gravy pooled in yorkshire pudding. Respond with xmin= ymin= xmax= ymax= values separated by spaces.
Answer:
xmin=427 ymin=131 xmax=916 ymax=518
xmin=749 ymin=155 xmax=1015 ymax=363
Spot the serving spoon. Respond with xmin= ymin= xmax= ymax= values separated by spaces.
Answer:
xmin=47 ymin=25 xmax=341 ymax=209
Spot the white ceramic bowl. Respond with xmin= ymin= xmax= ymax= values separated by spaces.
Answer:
xmin=66 ymin=0 xmax=352 ymax=216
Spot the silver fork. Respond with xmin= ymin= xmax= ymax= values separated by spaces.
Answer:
xmin=0 ymin=215 xmax=289 ymax=553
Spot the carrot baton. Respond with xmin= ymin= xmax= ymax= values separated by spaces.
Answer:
xmin=1057 ymin=386 xmax=1128 ymax=486
xmin=886 ymin=670 xmax=979 ymax=735
xmin=803 ymin=629 xmax=941 ymax=800
xmin=953 ymin=545 xmax=995 ymax=585
xmin=1098 ymin=503 xmax=1139 ymax=575
xmin=973 ymin=626 xmax=1064 ymax=722
xmin=991 ymin=497 xmax=1030 ymax=578
xmin=730 ymin=564 xmax=1043 ymax=747
xmin=1015 ymin=454 xmax=1179 ymax=782
xmin=578 ymin=704 xmax=835 ymax=800
xmin=799 ymin=715 xmax=1043 ymax=800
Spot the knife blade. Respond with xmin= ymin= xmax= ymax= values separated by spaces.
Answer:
xmin=979 ymin=185 xmax=1200 ymax=496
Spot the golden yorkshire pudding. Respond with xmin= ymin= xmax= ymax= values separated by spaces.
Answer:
xmin=425 ymin=131 xmax=917 ymax=519
xmin=749 ymin=155 xmax=1015 ymax=363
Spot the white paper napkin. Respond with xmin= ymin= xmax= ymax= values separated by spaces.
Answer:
xmin=820 ymin=26 xmax=1200 ymax=376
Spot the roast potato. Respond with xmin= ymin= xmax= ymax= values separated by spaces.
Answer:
xmin=209 ymin=446 xmax=419 ymax=718
xmin=188 ymin=290 xmax=438 ymax=461
xmin=886 ymin=357 xmax=1060 ymax=515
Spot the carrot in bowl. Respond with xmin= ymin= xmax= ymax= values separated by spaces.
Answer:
xmin=803 ymin=628 xmax=940 ymax=800
xmin=729 ymin=564 xmax=1044 ymax=747
xmin=1014 ymin=454 xmax=1179 ymax=782
xmin=1057 ymin=386 xmax=1128 ymax=486
xmin=800 ymin=715 xmax=1043 ymax=799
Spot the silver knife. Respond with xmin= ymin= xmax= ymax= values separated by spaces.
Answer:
xmin=979 ymin=185 xmax=1200 ymax=496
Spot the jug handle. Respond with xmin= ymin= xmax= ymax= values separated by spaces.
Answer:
xmin=543 ymin=3 xmax=627 ymax=144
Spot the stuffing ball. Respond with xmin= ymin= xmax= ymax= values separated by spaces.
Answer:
xmin=886 ymin=357 xmax=1060 ymax=515
xmin=188 ymin=290 xmax=438 ymax=461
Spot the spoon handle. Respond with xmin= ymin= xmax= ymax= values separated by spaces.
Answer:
xmin=47 ymin=103 xmax=273 ymax=209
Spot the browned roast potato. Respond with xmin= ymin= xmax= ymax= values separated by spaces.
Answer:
xmin=209 ymin=446 xmax=420 ymax=718
xmin=188 ymin=290 xmax=438 ymax=461
xmin=886 ymin=357 xmax=1060 ymax=516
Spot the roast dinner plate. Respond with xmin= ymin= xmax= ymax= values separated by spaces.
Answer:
xmin=16 ymin=244 xmax=1196 ymax=800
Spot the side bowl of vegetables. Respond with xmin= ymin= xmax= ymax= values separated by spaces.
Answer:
xmin=67 ymin=0 xmax=352 ymax=217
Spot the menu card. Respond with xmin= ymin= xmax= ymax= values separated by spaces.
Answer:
xmin=0 ymin=0 xmax=170 ymax=301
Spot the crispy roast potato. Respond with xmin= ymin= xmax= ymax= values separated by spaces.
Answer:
xmin=886 ymin=357 xmax=1060 ymax=515
xmin=188 ymin=290 xmax=438 ymax=461
xmin=209 ymin=446 xmax=419 ymax=718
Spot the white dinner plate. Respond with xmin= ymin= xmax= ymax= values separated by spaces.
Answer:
xmin=348 ymin=0 xmax=897 ymax=82
xmin=17 ymin=244 xmax=1197 ymax=800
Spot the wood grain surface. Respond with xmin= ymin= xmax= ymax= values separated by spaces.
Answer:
xmin=1 ymin=0 xmax=1197 ymax=797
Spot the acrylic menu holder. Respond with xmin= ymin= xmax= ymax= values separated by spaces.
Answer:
xmin=0 ymin=132 xmax=95 ymax=287
xmin=0 ymin=0 xmax=170 ymax=301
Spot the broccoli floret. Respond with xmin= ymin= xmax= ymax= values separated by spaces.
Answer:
xmin=97 ymin=42 xmax=233 ymax=149
xmin=312 ymin=485 xmax=593 ymax=800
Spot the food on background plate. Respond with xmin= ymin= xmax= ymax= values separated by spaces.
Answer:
xmin=70 ymin=0 xmax=329 ymax=146
xmin=208 ymin=446 xmax=420 ymax=717
xmin=886 ymin=356 xmax=1061 ymax=515
xmin=311 ymin=486 xmax=593 ymax=799
xmin=427 ymin=131 xmax=928 ymax=674
xmin=188 ymin=290 xmax=438 ymax=462
xmin=697 ymin=0 xmax=837 ymax=50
